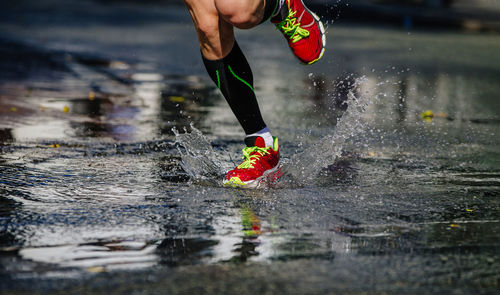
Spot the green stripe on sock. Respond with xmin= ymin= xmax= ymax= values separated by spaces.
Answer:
xmin=228 ymin=65 xmax=254 ymax=93
xmin=216 ymin=70 xmax=221 ymax=89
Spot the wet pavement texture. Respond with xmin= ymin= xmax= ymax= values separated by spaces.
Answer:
xmin=0 ymin=0 xmax=499 ymax=294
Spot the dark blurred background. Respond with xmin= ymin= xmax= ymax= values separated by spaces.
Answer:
xmin=316 ymin=0 xmax=500 ymax=31
xmin=2 ymin=0 xmax=500 ymax=30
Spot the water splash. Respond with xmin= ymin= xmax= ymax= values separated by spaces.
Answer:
xmin=174 ymin=77 xmax=377 ymax=189
xmin=278 ymin=76 xmax=374 ymax=186
xmin=173 ymin=124 xmax=231 ymax=185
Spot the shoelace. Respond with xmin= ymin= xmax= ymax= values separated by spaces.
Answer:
xmin=276 ymin=10 xmax=310 ymax=43
xmin=237 ymin=146 xmax=271 ymax=169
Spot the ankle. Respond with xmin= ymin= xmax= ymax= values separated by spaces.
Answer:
xmin=246 ymin=126 xmax=274 ymax=147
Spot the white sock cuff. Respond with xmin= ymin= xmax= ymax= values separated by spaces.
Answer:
xmin=246 ymin=126 xmax=274 ymax=147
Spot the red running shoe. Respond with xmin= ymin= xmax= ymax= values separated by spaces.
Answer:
xmin=273 ymin=0 xmax=326 ymax=65
xmin=224 ymin=136 xmax=280 ymax=189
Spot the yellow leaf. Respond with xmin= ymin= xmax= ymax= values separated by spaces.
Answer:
xmin=169 ymin=96 xmax=185 ymax=103
xmin=421 ymin=110 xmax=434 ymax=122
xmin=87 ymin=266 xmax=105 ymax=273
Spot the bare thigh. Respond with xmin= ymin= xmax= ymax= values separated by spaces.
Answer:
xmin=215 ymin=0 xmax=265 ymax=29
xmin=183 ymin=0 xmax=235 ymax=60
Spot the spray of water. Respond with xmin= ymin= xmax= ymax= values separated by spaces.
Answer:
xmin=173 ymin=125 xmax=231 ymax=185
xmin=175 ymin=76 xmax=378 ymax=188
xmin=275 ymin=76 xmax=374 ymax=186
xmin=172 ymin=126 xmax=221 ymax=182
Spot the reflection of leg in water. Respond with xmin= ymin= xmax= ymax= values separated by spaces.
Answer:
xmin=231 ymin=206 xmax=262 ymax=262
xmin=209 ymin=195 xmax=280 ymax=263
xmin=233 ymin=204 xmax=281 ymax=262
xmin=207 ymin=203 xmax=262 ymax=263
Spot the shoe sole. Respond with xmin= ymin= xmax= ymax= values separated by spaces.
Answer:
xmin=300 ymin=0 xmax=326 ymax=65
xmin=223 ymin=162 xmax=281 ymax=189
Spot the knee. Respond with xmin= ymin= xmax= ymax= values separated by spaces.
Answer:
xmin=196 ymin=18 xmax=220 ymax=41
xmin=215 ymin=0 xmax=261 ymax=29
xmin=194 ymin=16 xmax=234 ymax=59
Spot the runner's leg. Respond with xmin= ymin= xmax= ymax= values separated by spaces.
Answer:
xmin=183 ymin=0 xmax=286 ymax=187
xmin=184 ymin=0 xmax=280 ymax=145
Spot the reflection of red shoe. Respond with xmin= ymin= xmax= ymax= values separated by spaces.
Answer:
xmin=224 ymin=136 xmax=280 ymax=189
xmin=273 ymin=0 xmax=326 ymax=65
xmin=241 ymin=207 xmax=262 ymax=237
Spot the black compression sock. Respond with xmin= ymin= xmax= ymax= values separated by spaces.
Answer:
xmin=202 ymin=41 xmax=267 ymax=135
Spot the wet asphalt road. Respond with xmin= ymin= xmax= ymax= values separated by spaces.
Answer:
xmin=1 ymin=0 xmax=499 ymax=294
